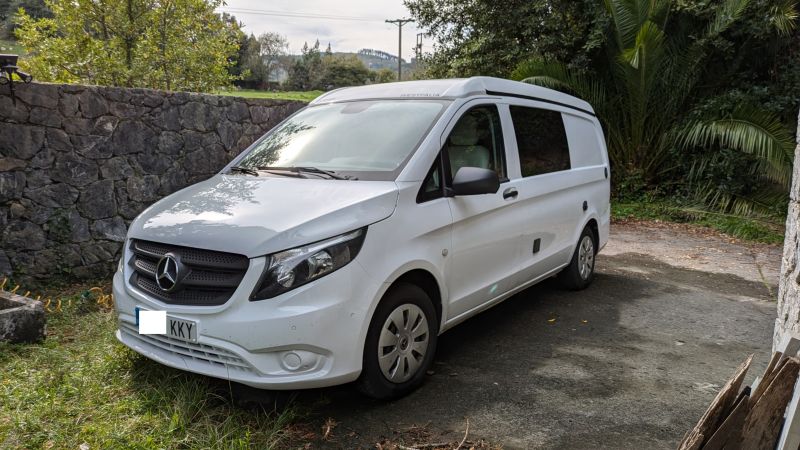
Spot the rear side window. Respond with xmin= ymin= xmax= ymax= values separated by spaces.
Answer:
xmin=510 ymin=106 xmax=570 ymax=177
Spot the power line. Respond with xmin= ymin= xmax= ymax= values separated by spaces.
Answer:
xmin=220 ymin=7 xmax=381 ymax=22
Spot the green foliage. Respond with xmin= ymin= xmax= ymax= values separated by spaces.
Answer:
xmin=513 ymin=0 xmax=797 ymax=217
xmin=216 ymin=89 xmax=323 ymax=102
xmin=320 ymin=54 xmax=372 ymax=89
xmin=285 ymin=40 xmax=372 ymax=90
xmin=0 ymin=295 xmax=297 ymax=448
xmin=285 ymin=40 xmax=320 ymax=91
xmin=228 ymin=32 xmax=290 ymax=88
xmin=14 ymin=0 xmax=239 ymax=92
xmin=0 ymin=0 xmax=49 ymax=39
xmin=612 ymin=201 xmax=786 ymax=244
xmin=404 ymin=0 xmax=606 ymax=77
xmin=371 ymin=68 xmax=396 ymax=83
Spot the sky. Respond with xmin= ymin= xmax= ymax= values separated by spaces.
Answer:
xmin=218 ymin=0 xmax=425 ymax=61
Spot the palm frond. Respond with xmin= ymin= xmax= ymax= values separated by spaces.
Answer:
xmin=706 ymin=0 xmax=751 ymax=38
xmin=676 ymin=106 xmax=795 ymax=186
xmin=604 ymin=0 xmax=642 ymax=47
xmin=512 ymin=59 xmax=609 ymax=112
xmin=620 ymin=20 xmax=665 ymax=69
xmin=768 ymin=0 xmax=798 ymax=35
xmin=688 ymin=180 xmax=789 ymax=217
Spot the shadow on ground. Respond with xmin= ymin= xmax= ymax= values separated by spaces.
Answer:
xmin=131 ymin=252 xmax=776 ymax=449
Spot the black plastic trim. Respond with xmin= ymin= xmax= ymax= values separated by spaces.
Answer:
xmin=485 ymin=90 xmax=596 ymax=117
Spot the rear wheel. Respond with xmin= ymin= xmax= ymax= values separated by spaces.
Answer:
xmin=558 ymin=226 xmax=597 ymax=290
xmin=357 ymin=283 xmax=438 ymax=399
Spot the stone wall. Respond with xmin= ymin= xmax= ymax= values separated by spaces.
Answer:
xmin=0 ymin=82 xmax=305 ymax=282
xmin=774 ymin=109 xmax=800 ymax=348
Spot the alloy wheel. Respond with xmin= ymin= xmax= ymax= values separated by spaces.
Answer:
xmin=578 ymin=235 xmax=595 ymax=280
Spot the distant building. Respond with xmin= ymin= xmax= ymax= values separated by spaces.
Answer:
xmin=269 ymin=66 xmax=289 ymax=83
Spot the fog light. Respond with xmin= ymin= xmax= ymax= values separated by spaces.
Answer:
xmin=279 ymin=350 xmax=320 ymax=372
xmin=282 ymin=352 xmax=302 ymax=370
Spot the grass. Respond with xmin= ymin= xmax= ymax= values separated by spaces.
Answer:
xmin=612 ymin=200 xmax=786 ymax=244
xmin=216 ymin=89 xmax=323 ymax=102
xmin=0 ymin=289 xmax=298 ymax=449
xmin=0 ymin=39 xmax=25 ymax=55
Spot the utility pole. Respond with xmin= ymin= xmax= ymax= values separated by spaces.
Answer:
xmin=415 ymin=33 xmax=425 ymax=60
xmin=386 ymin=18 xmax=413 ymax=81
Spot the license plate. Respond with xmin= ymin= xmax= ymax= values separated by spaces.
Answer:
xmin=167 ymin=316 xmax=198 ymax=343
xmin=135 ymin=306 xmax=198 ymax=343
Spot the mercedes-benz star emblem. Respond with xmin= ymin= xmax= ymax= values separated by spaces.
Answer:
xmin=155 ymin=253 xmax=184 ymax=292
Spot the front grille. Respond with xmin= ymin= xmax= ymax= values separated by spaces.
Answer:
xmin=129 ymin=239 xmax=249 ymax=306
xmin=119 ymin=322 xmax=255 ymax=374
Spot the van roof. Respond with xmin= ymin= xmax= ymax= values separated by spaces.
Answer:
xmin=309 ymin=76 xmax=595 ymax=116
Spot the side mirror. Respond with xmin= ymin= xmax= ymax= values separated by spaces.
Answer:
xmin=451 ymin=167 xmax=500 ymax=196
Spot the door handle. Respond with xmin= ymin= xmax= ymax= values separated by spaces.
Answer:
xmin=502 ymin=188 xmax=518 ymax=200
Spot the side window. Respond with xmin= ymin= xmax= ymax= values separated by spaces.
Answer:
xmin=417 ymin=154 xmax=444 ymax=203
xmin=444 ymin=105 xmax=506 ymax=183
xmin=510 ymin=105 xmax=570 ymax=177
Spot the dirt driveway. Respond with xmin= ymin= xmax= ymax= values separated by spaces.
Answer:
xmin=289 ymin=221 xmax=782 ymax=449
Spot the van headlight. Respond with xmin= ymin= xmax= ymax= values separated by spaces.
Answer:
xmin=250 ymin=228 xmax=367 ymax=300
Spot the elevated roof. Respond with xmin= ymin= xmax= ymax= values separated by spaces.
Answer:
xmin=309 ymin=76 xmax=594 ymax=115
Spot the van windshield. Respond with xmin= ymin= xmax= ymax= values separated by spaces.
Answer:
xmin=233 ymin=100 xmax=448 ymax=181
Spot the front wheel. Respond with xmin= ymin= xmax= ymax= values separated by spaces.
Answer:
xmin=558 ymin=226 xmax=597 ymax=290
xmin=357 ymin=283 xmax=438 ymax=400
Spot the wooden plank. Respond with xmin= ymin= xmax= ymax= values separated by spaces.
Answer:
xmin=681 ymin=431 xmax=704 ymax=450
xmin=776 ymin=375 xmax=800 ymax=450
xmin=752 ymin=351 xmax=785 ymax=404
xmin=701 ymin=387 xmax=751 ymax=450
xmin=678 ymin=354 xmax=754 ymax=450
xmin=740 ymin=357 xmax=800 ymax=450
xmin=775 ymin=336 xmax=800 ymax=450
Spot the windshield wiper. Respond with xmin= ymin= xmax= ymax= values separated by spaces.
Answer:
xmin=228 ymin=166 xmax=259 ymax=176
xmin=294 ymin=166 xmax=348 ymax=180
xmin=256 ymin=166 xmax=352 ymax=180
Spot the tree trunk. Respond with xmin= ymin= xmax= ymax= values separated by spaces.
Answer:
xmin=774 ymin=109 xmax=800 ymax=349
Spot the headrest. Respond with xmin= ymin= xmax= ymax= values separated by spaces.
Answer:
xmin=449 ymin=115 xmax=480 ymax=146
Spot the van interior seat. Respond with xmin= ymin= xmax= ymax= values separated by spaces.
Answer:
xmin=447 ymin=115 xmax=490 ymax=176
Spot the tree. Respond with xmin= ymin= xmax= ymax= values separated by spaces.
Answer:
xmin=235 ymin=33 xmax=265 ymax=83
xmin=257 ymin=32 xmax=288 ymax=84
xmin=372 ymin=68 xmax=396 ymax=84
xmin=513 ymin=0 xmax=797 ymax=215
xmin=285 ymin=40 xmax=322 ymax=90
xmin=320 ymin=54 xmax=371 ymax=89
xmin=404 ymin=0 xmax=604 ymax=77
xmin=14 ymin=0 xmax=239 ymax=92
xmin=775 ymin=109 xmax=800 ymax=348
xmin=1 ymin=0 xmax=50 ymax=38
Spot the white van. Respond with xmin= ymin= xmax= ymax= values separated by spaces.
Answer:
xmin=113 ymin=77 xmax=610 ymax=399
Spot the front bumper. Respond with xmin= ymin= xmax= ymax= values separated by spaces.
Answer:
xmin=113 ymin=257 xmax=382 ymax=389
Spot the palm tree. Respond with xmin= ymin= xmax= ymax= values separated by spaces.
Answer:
xmin=512 ymin=0 xmax=797 ymax=215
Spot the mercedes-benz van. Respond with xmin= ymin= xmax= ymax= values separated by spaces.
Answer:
xmin=113 ymin=76 xmax=610 ymax=399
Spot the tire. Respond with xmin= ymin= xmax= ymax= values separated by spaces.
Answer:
xmin=357 ymin=283 xmax=438 ymax=400
xmin=558 ymin=226 xmax=597 ymax=290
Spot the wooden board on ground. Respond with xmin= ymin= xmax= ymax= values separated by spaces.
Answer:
xmin=740 ymin=357 xmax=800 ymax=450
xmin=751 ymin=351 xmax=784 ymax=403
xmin=701 ymin=387 xmax=751 ymax=450
xmin=678 ymin=354 xmax=754 ymax=450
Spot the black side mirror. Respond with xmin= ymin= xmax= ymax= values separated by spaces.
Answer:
xmin=451 ymin=167 xmax=500 ymax=196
